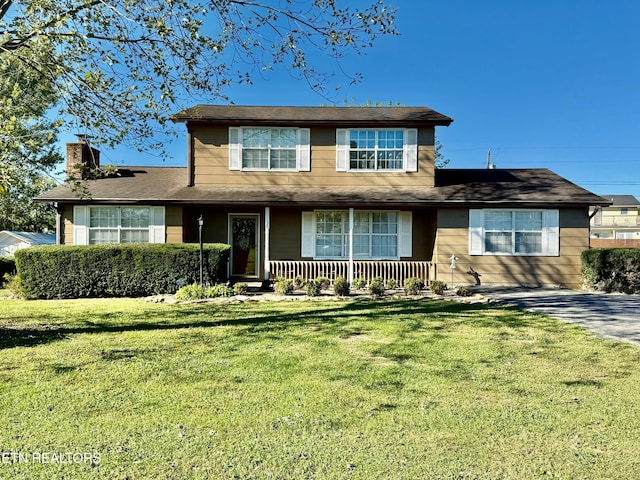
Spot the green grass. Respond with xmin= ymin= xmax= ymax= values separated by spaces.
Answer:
xmin=0 ymin=297 xmax=639 ymax=479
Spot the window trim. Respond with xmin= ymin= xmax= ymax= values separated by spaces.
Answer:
xmin=301 ymin=209 xmax=412 ymax=260
xmin=336 ymin=128 xmax=418 ymax=173
xmin=73 ymin=205 xmax=165 ymax=245
xmin=469 ymin=209 xmax=559 ymax=256
xmin=229 ymin=126 xmax=310 ymax=172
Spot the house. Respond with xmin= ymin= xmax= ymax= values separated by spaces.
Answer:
xmin=0 ymin=230 xmax=56 ymax=257
xmin=36 ymin=105 xmax=610 ymax=289
xmin=590 ymin=195 xmax=640 ymax=248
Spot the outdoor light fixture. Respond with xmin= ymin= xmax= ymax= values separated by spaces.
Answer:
xmin=198 ymin=215 xmax=204 ymax=287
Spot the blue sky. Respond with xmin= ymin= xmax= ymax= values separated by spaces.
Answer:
xmin=62 ymin=0 xmax=640 ymax=199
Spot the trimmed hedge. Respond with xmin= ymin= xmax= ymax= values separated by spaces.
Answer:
xmin=581 ymin=248 xmax=640 ymax=294
xmin=15 ymin=243 xmax=230 ymax=299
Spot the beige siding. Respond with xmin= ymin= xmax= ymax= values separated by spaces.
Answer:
xmin=62 ymin=205 xmax=73 ymax=245
xmin=435 ymin=208 xmax=590 ymax=289
xmin=191 ymin=125 xmax=436 ymax=188
xmin=166 ymin=206 xmax=183 ymax=243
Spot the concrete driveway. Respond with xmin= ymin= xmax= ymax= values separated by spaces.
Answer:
xmin=475 ymin=287 xmax=640 ymax=346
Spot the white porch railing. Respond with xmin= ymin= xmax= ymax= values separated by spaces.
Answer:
xmin=269 ymin=260 xmax=433 ymax=287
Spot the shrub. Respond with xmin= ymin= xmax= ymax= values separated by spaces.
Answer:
xmin=352 ymin=278 xmax=367 ymax=290
xmin=176 ymin=283 xmax=206 ymax=300
xmin=430 ymin=280 xmax=447 ymax=295
xmin=456 ymin=286 xmax=473 ymax=297
xmin=404 ymin=277 xmax=425 ymax=295
xmin=2 ymin=273 xmax=24 ymax=298
xmin=582 ymin=248 xmax=640 ymax=294
xmin=386 ymin=278 xmax=398 ymax=290
xmin=316 ymin=276 xmax=331 ymax=290
xmin=0 ymin=257 xmax=16 ymax=287
xmin=207 ymin=284 xmax=234 ymax=298
xmin=306 ymin=279 xmax=321 ymax=297
xmin=14 ymin=243 xmax=230 ymax=299
xmin=274 ymin=278 xmax=294 ymax=295
xmin=333 ymin=276 xmax=350 ymax=296
xmin=293 ymin=275 xmax=305 ymax=289
xmin=368 ymin=276 xmax=385 ymax=297
xmin=233 ymin=282 xmax=248 ymax=295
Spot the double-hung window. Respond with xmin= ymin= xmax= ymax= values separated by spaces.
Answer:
xmin=228 ymin=127 xmax=310 ymax=171
xmin=89 ymin=207 xmax=151 ymax=244
xmin=73 ymin=205 xmax=165 ymax=245
xmin=336 ymin=128 xmax=418 ymax=172
xmin=302 ymin=210 xmax=411 ymax=260
xmin=469 ymin=209 xmax=559 ymax=256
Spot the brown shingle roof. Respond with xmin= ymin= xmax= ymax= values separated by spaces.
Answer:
xmin=172 ymin=105 xmax=453 ymax=126
xmin=36 ymin=167 xmax=610 ymax=208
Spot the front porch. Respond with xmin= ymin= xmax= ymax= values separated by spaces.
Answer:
xmin=269 ymin=260 xmax=434 ymax=287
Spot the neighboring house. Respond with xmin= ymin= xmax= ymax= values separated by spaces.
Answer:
xmin=0 ymin=230 xmax=56 ymax=257
xmin=36 ymin=105 xmax=610 ymax=289
xmin=590 ymin=195 xmax=640 ymax=248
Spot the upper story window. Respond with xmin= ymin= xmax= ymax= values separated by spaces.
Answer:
xmin=229 ymin=127 xmax=310 ymax=172
xmin=336 ymin=128 xmax=418 ymax=172
xmin=469 ymin=209 xmax=559 ymax=256
xmin=349 ymin=130 xmax=405 ymax=170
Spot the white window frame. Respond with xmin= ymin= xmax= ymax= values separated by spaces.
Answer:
xmin=229 ymin=127 xmax=310 ymax=172
xmin=469 ymin=209 xmax=559 ymax=256
xmin=301 ymin=210 xmax=412 ymax=260
xmin=73 ymin=205 xmax=165 ymax=245
xmin=336 ymin=128 xmax=418 ymax=172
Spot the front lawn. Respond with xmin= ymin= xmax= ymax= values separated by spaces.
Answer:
xmin=0 ymin=297 xmax=639 ymax=479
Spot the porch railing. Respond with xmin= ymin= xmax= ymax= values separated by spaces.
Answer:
xmin=269 ymin=260 xmax=433 ymax=287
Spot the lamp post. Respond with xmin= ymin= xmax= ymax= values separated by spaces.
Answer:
xmin=198 ymin=215 xmax=204 ymax=287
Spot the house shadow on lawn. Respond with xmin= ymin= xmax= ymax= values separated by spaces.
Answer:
xmin=0 ymin=298 xmax=570 ymax=351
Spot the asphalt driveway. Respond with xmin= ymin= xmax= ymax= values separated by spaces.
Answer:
xmin=476 ymin=287 xmax=640 ymax=346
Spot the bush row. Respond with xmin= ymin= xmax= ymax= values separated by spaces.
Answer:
xmin=581 ymin=248 xmax=640 ymax=294
xmin=14 ymin=243 xmax=230 ymax=299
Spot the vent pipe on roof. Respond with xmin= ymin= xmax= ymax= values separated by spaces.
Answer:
xmin=486 ymin=149 xmax=496 ymax=169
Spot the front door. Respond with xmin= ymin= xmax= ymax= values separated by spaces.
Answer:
xmin=229 ymin=214 xmax=260 ymax=277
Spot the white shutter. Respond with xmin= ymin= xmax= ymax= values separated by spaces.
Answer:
xmin=301 ymin=212 xmax=315 ymax=258
xmin=543 ymin=209 xmax=559 ymax=256
xmin=336 ymin=129 xmax=349 ymax=171
xmin=398 ymin=211 xmax=412 ymax=257
xmin=229 ymin=127 xmax=242 ymax=170
xmin=73 ymin=205 xmax=89 ymax=245
xmin=405 ymin=128 xmax=418 ymax=172
xmin=150 ymin=206 xmax=166 ymax=244
xmin=298 ymin=128 xmax=311 ymax=171
xmin=469 ymin=209 xmax=484 ymax=255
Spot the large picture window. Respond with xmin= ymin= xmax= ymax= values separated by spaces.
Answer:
xmin=469 ymin=209 xmax=559 ymax=256
xmin=229 ymin=127 xmax=310 ymax=171
xmin=73 ymin=205 xmax=165 ymax=245
xmin=303 ymin=210 xmax=409 ymax=260
xmin=89 ymin=207 xmax=150 ymax=244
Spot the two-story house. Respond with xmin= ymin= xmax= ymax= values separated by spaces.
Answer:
xmin=37 ymin=105 xmax=609 ymax=288
xmin=590 ymin=195 xmax=640 ymax=248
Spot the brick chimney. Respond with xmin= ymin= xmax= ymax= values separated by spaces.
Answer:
xmin=66 ymin=135 xmax=100 ymax=179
